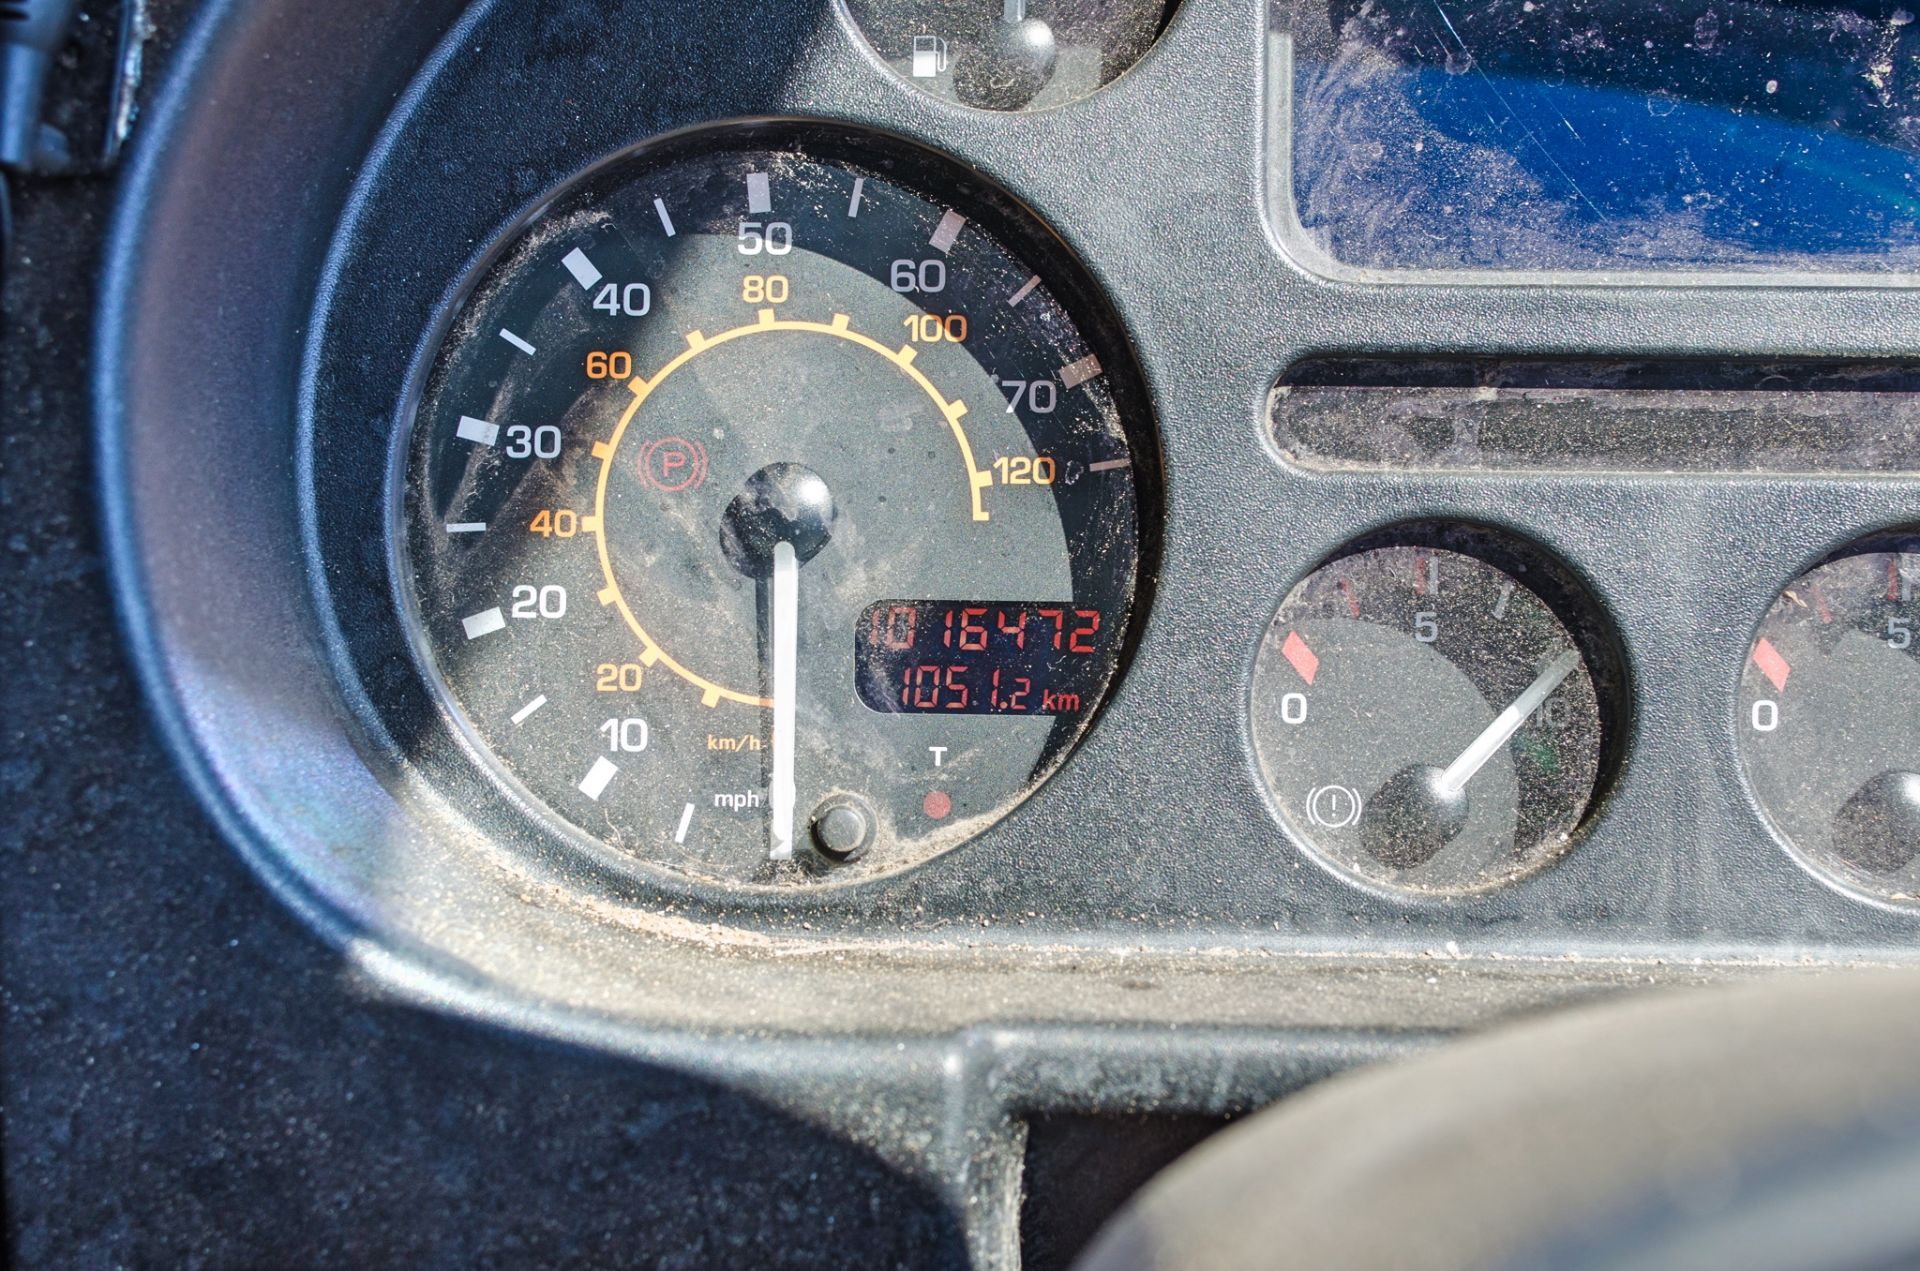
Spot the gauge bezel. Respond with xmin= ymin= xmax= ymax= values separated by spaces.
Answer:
xmin=1734 ymin=525 xmax=1920 ymax=914
xmin=381 ymin=118 xmax=1167 ymax=896
xmin=1248 ymin=519 xmax=1634 ymax=903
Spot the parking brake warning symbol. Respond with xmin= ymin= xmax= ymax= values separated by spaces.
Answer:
xmin=639 ymin=437 xmax=709 ymax=492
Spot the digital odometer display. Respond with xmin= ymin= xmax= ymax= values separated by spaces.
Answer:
xmin=855 ymin=599 xmax=1113 ymax=715
xmin=401 ymin=125 xmax=1152 ymax=887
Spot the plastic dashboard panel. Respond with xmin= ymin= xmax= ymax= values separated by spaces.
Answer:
xmin=94 ymin=0 xmax=1920 ymax=1262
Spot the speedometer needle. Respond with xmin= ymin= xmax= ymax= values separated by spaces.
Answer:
xmin=768 ymin=540 xmax=799 ymax=861
xmin=720 ymin=462 xmax=834 ymax=865
xmin=1435 ymin=649 xmax=1581 ymax=800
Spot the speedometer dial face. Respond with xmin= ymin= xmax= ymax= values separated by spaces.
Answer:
xmin=401 ymin=126 xmax=1153 ymax=887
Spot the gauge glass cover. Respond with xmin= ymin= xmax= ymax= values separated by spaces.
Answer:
xmin=843 ymin=0 xmax=1179 ymax=112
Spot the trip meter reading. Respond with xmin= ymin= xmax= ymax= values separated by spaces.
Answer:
xmin=1740 ymin=537 xmax=1920 ymax=902
xmin=400 ymin=125 xmax=1152 ymax=886
xmin=1250 ymin=529 xmax=1623 ymax=895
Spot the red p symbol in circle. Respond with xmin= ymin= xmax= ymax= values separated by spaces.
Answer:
xmin=639 ymin=437 xmax=709 ymax=493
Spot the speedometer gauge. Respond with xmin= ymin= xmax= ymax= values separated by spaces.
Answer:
xmin=400 ymin=124 xmax=1155 ymax=886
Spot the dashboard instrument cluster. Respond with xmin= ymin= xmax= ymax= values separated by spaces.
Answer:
xmin=392 ymin=119 xmax=1920 ymax=910
xmin=100 ymin=0 xmax=1920 ymax=1011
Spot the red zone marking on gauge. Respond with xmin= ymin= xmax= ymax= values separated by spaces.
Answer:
xmin=1280 ymin=631 xmax=1319 ymax=686
xmin=1752 ymin=637 xmax=1792 ymax=694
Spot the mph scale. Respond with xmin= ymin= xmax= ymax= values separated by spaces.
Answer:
xmin=400 ymin=124 xmax=1154 ymax=886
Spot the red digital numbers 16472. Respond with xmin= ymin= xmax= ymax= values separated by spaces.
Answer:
xmin=868 ymin=602 xmax=1102 ymax=656
xmin=944 ymin=606 xmax=1100 ymax=654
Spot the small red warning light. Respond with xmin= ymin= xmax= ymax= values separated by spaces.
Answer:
xmin=923 ymin=790 xmax=952 ymax=820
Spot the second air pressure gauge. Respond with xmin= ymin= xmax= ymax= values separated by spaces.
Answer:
xmin=1740 ymin=535 xmax=1920 ymax=902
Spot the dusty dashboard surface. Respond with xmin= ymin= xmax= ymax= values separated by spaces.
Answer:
xmin=8 ymin=0 xmax=1920 ymax=1266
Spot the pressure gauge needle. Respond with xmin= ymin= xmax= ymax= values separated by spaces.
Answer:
xmin=1436 ymin=649 xmax=1581 ymax=800
xmin=768 ymin=539 xmax=799 ymax=861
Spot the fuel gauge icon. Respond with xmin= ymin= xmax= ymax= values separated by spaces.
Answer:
xmin=910 ymin=35 xmax=949 ymax=78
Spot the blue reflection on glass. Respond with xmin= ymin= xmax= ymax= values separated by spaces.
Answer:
xmin=1286 ymin=1 xmax=1920 ymax=271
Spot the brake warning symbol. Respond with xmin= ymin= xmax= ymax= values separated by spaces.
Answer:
xmin=639 ymin=436 xmax=709 ymax=492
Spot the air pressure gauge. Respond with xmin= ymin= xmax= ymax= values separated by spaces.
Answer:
xmin=1740 ymin=535 xmax=1920 ymax=902
xmin=1250 ymin=526 xmax=1626 ymax=896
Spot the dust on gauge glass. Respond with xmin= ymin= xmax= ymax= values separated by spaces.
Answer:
xmin=842 ymin=0 xmax=1181 ymax=112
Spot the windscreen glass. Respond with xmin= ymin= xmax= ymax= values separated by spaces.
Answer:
xmin=1275 ymin=1 xmax=1920 ymax=273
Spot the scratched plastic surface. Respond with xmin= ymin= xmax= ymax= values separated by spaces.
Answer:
xmin=1275 ymin=0 xmax=1920 ymax=273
